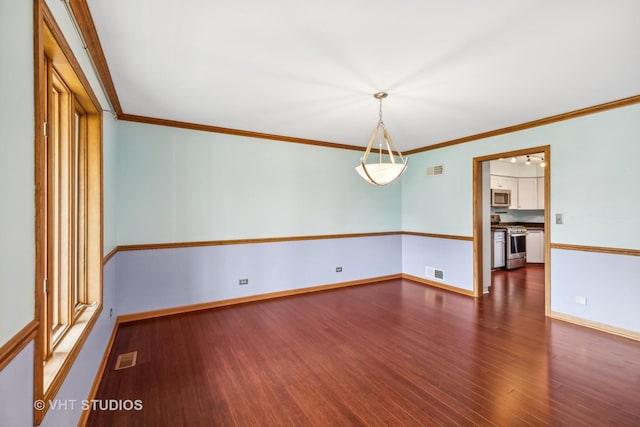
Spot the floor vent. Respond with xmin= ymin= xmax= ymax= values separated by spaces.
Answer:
xmin=426 ymin=267 xmax=445 ymax=281
xmin=115 ymin=351 xmax=138 ymax=370
xmin=426 ymin=165 xmax=444 ymax=176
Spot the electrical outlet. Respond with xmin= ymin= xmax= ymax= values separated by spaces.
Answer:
xmin=574 ymin=296 xmax=587 ymax=305
xmin=556 ymin=213 xmax=563 ymax=224
xmin=109 ymin=308 xmax=113 ymax=318
xmin=239 ymin=279 xmax=249 ymax=285
xmin=336 ymin=267 xmax=342 ymax=272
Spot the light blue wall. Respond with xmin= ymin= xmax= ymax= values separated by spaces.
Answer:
xmin=402 ymin=147 xmax=478 ymax=237
xmin=0 ymin=2 xmax=119 ymax=426
xmin=0 ymin=1 xmax=37 ymax=424
xmin=0 ymin=0 xmax=34 ymax=348
xmin=116 ymin=235 xmax=401 ymax=315
xmin=1 ymin=2 xmax=639 ymax=426
xmin=0 ymin=216 xmax=118 ymax=427
xmin=403 ymin=104 xmax=640 ymax=249
xmin=116 ymin=121 xmax=401 ymax=245
xmin=402 ymin=235 xmax=473 ymax=291
xmin=402 ymin=103 xmax=640 ymax=333
xmin=114 ymin=120 xmax=403 ymax=317
xmin=551 ymin=106 xmax=640 ymax=249
xmin=551 ymin=249 xmax=640 ymax=332
xmin=0 ymin=343 xmax=33 ymax=427
xmin=0 ymin=258 xmax=118 ymax=427
xmin=116 ymin=98 xmax=639 ymax=334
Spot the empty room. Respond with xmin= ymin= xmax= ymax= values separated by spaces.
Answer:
xmin=1 ymin=1 xmax=639 ymax=426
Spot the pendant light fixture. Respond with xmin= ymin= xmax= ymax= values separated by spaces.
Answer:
xmin=355 ymin=92 xmax=408 ymax=186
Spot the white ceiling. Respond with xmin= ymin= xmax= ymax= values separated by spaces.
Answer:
xmin=87 ymin=0 xmax=640 ymax=151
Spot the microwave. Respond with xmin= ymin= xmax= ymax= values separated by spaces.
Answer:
xmin=491 ymin=188 xmax=511 ymax=207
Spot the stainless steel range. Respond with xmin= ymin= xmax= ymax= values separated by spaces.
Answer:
xmin=506 ymin=225 xmax=527 ymax=269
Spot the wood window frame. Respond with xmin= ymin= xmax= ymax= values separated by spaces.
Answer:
xmin=34 ymin=1 xmax=103 ymax=424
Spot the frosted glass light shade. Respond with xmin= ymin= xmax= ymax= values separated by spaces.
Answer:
xmin=356 ymin=92 xmax=408 ymax=186
xmin=355 ymin=162 xmax=407 ymax=186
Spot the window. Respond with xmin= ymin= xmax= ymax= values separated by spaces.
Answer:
xmin=35 ymin=5 xmax=103 ymax=424
xmin=43 ymin=64 xmax=94 ymax=357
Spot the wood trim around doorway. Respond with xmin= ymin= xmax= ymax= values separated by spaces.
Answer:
xmin=472 ymin=146 xmax=551 ymax=315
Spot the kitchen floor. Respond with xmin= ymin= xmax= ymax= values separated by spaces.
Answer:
xmin=490 ymin=264 xmax=545 ymax=310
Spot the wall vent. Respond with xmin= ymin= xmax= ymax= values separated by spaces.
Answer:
xmin=425 ymin=267 xmax=445 ymax=281
xmin=426 ymin=165 xmax=444 ymax=176
xmin=115 ymin=351 xmax=138 ymax=370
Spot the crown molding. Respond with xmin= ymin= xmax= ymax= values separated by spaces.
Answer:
xmin=68 ymin=0 xmax=122 ymax=115
xmin=67 ymin=2 xmax=640 ymax=153
xmin=118 ymin=113 xmax=365 ymax=151
xmin=404 ymin=94 xmax=640 ymax=155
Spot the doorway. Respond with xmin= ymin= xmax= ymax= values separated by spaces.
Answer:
xmin=472 ymin=146 xmax=550 ymax=315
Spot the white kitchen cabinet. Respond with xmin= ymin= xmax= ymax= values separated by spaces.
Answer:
xmin=491 ymin=173 xmax=546 ymax=210
xmin=490 ymin=175 xmax=518 ymax=209
xmin=490 ymin=175 xmax=500 ymax=189
xmin=518 ymin=178 xmax=538 ymax=209
xmin=526 ymin=230 xmax=544 ymax=263
xmin=537 ymin=177 xmax=544 ymax=209
xmin=492 ymin=230 xmax=506 ymax=269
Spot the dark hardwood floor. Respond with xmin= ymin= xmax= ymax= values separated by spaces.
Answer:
xmin=88 ymin=266 xmax=640 ymax=426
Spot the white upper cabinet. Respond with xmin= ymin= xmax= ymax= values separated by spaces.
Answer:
xmin=490 ymin=158 xmax=546 ymax=210
xmin=491 ymin=176 xmax=518 ymax=209
xmin=518 ymin=178 xmax=538 ymax=209
xmin=490 ymin=175 xmax=545 ymax=210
